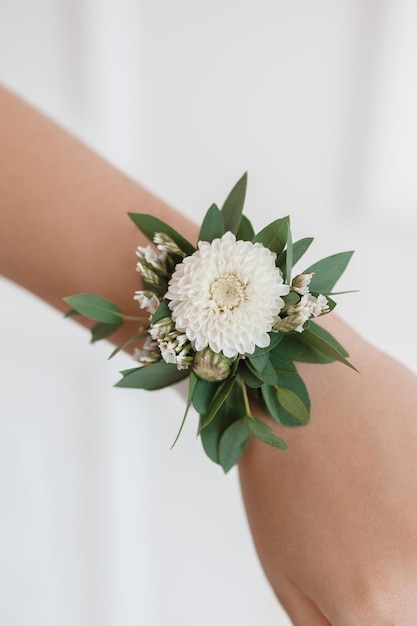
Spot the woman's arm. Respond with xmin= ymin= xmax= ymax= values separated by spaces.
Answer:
xmin=2 ymin=87 xmax=417 ymax=625
xmin=0 ymin=86 xmax=197 ymax=344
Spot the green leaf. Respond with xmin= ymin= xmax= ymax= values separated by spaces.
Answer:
xmin=238 ymin=362 xmax=264 ymax=388
xmin=276 ymin=387 xmax=309 ymax=424
xmin=252 ymin=217 xmax=289 ymax=256
xmin=261 ymin=385 xmax=283 ymax=424
xmin=64 ymin=308 xmax=79 ymax=318
xmin=170 ymin=372 xmax=199 ymax=449
xmin=236 ymin=214 xmax=255 ymax=241
xmin=221 ymin=172 xmax=248 ymax=235
xmin=268 ymin=352 xmax=297 ymax=373
xmin=278 ymin=332 xmax=335 ymax=363
xmin=247 ymin=359 xmax=278 ymax=385
xmin=307 ymin=321 xmax=349 ymax=356
xmin=198 ymin=203 xmax=225 ymax=242
xmin=90 ymin=321 xmax=123 ymax=343
xmin=200 ymin=382 xmax=246 ymax=464
xmin=247 ymin=417 xmax=288 ymax=451
xmin=151 ymin=298 xmax=171 ymax=323
xmin=302 ymin=326 xmax=357 ymax=371
xmin=248 ymin=351 xmax=269 ymax=373
xmin=285 ymin=220 xmax=293 ymax=284
xmin=199 ymin=377 xmax=236 ymax=430
xmin=251 ymin=331 xmax=283 ymax=357
xmin=277 ymin=237 xmax=314 ymax=270
xmin=218 ymin=419 xmax=250 ymax=473
xmin=115 ymin=361 xmax=189 ymax=390
xmin=108 ymin=332 xmax=147 ymax=359
xmin=275 ymin=370 xmax=310 ymax=425
xmin=304 ymin=251 xmax=354 ymax=294
xmin=192 ymin=379 xmax=218 ymax=414
xmin=63 ymin=294 xmax=124 ymax=323
xmin=128 ymin=213 xmax=195 ymax=256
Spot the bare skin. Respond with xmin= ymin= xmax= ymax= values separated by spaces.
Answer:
xmin=1 ymin=86 xmax=417 ymax=624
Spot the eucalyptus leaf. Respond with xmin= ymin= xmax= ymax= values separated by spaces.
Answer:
xmin=238 ymin=362 xmax=264 ymax=388
xmin=302 ymin=326 xmax=357 ymax=371
xmin=200 ymin=382 xmax=246 ymax=464
xmin=192 ymin=379 xmax=218 ymax=414
xmin=90 ymin=321 xmax=123 ymax=343
xmin=248 ymin=351 xmax=269 ymax=373
xmin=63 ymin=294 xmax=124 ymax=323
xmin=128 ymin=213 xmax=195 ymax=256
xmin=247 ymin=417 xmax=288 ymax=451
xmin=170 ymin=372 xmax=198 ymax=449
xmin=108 ymin=332 xmax=147 ymax=359
xmin=199 ymin=377 xmax=236 ymax=430
xmin=252 ymin=217 xmax=289 ymax=256
xmin=236 ymin=214 xmax=255 ymax=241
xmin=199 ymin=203 xmax=224 ymax=242
xmin=261 ymin=385 xmax=283 ymax=424
xmin=276 ymin=387 xmax=309 ymax=424
xmin=304 ymin=251 xmax=354 ymax=294
xmin=277 ymin=237 xmax=314 ymax=270
xmin=251 ymin=331 xmax=283 ymax=356
xmin=307 ymin=321 xmax=349 ymax=356
xmin=275 ymin=370 xmax=310 ymax=426
xmin=285 ymin=220 xmax=293 ymax=284
xmin=278 ymin=334 xmax=335 ymax=364
xmin=218 ymin=419 xmax=250 ymax=473
xmin=221 ymin=172 xmax=248 ymax=235
xmin=115 ymin=361 xmax=189 ymax=390
xmin=152 ymin=298 xmax=171 ymax=323
xmin=268 ymin=352 xmax=297 ymax=373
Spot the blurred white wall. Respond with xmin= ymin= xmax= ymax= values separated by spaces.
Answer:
xmin=0 ymin=1 xmax=416 ymax=625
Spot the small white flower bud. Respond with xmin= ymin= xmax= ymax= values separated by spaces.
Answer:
xmin=291 ymin=273 xmax=313 ymax=295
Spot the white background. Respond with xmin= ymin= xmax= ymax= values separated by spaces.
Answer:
xmin=1 ymin=1 xmax=417 ymax=625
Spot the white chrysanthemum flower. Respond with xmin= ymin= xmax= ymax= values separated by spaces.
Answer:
xmin=165 ymin=232 xmax=290 ymax=358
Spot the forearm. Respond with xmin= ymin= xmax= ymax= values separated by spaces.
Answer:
xmin=0 ymin=87 xmax=198 ymax=343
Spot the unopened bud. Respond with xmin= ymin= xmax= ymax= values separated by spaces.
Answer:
xmin=193 ymin=347 xmax=233 ymax=382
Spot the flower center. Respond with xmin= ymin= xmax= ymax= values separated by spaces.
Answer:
xmin=210 ymin=274 xmax=245 ymax=310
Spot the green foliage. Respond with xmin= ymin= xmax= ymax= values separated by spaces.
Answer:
xmin=236 ymin=214 xmax=255 ymax=241
xmin=276 ymin=387 xmax=309 ymax=424
xmin=247 ymin=417 xmax=288 ymax=451
xmin=115 ymin=361 xmax=190 ymax=390
xmin=199 ymin=377 xmax=236 ymax=429
xmin=238 ymin=362 xmax=264 ymax=388
xmin=63 ymin=294 xmax=124 ymax=323
xmin=221 ymin=172 xmax=248 ymax=235
xmin=199 ymin=203 xmax=225 ymax=242
xmin=304 ymin=251 xmax=354 ymax=294
xmin=302 ymin=322 xmax=357 ymax=370
xmin=284 ymin=220 xmax=293 ymax=284
xmin=152 ymin=298 xmax=171 ymax=323
xmin=192 ymin=379 xmax=218 ymax=414
xmin=277 ymin=237 xmax=314 ymax=270
xmin=128 ymin=213 xmax=195 ymax=256
xmin=108 ymin=333 xmax=147 ymax=359
xmin=64 ymin=308 xmax=79 ymax=318
xmin=200 ymin=381 xmax=246 ymax=464
xmin=218 ymin=419 xmax=250 ymax=473
xmin=90 ymin=321 xmax=123 ymax=343
xmin=170 ymin=373 xmax=199 ymax=449
xmin=252 ymin=216 xmax=289 ymax=256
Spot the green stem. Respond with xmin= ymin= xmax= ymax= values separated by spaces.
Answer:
xmin=122 ymin=314 xmax=149 ymax=322
xmin=240 ymin=380 xmax=253 ymax=419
